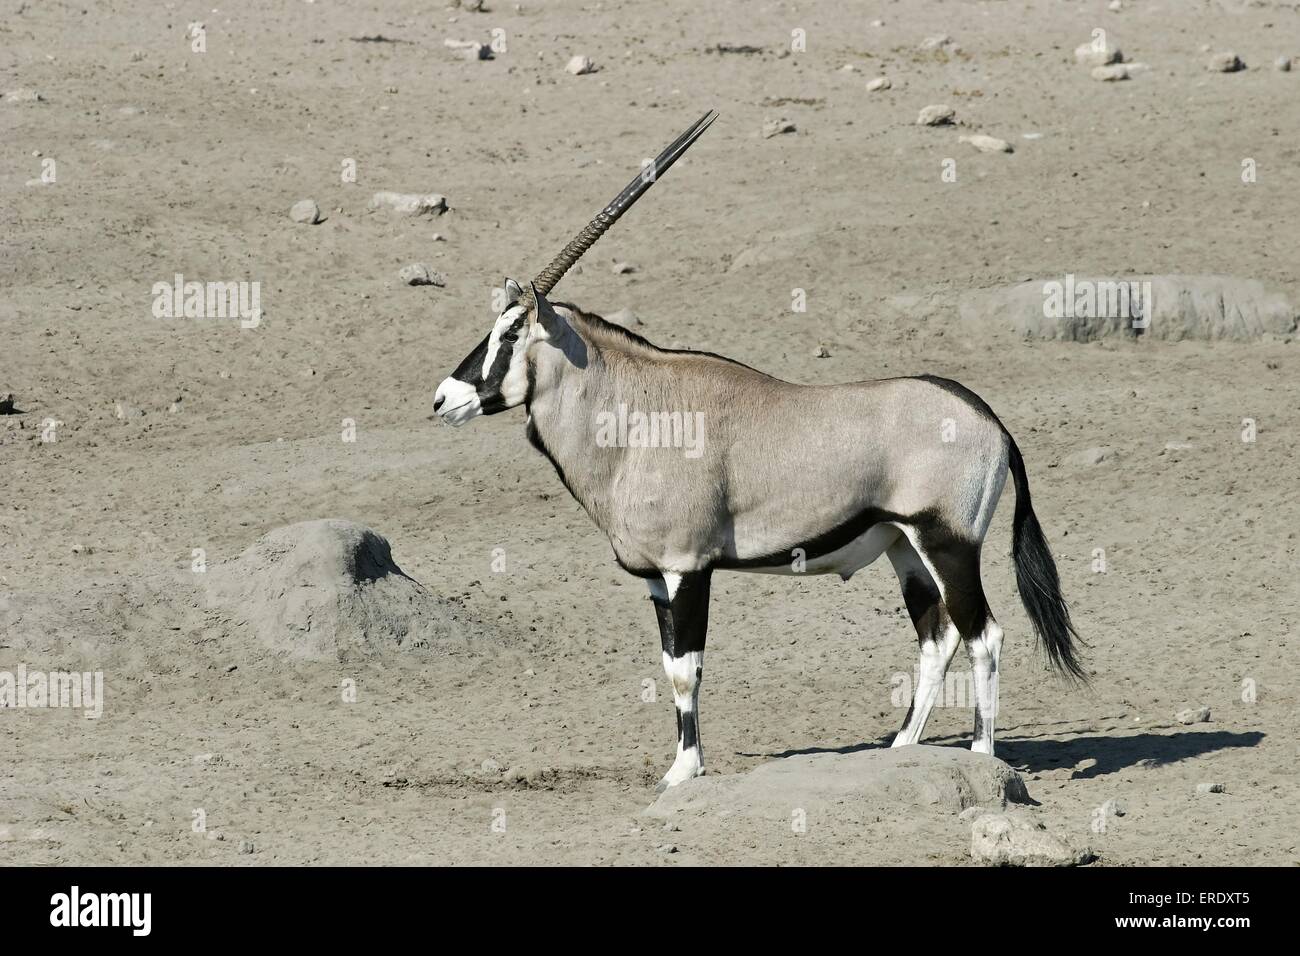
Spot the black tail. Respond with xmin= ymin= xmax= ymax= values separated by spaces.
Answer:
xmin=1007 ymin=438 xmax=1088 ymax=682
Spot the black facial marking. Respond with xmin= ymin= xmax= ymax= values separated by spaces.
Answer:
xmin=476 ymin=315 xmax=527 ymax=415
xmin=449 ymin=332 xmax=490 ymax=385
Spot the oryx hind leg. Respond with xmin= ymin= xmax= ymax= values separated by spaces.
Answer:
xmin=889 ymin=523 xmax=1001 ymax=754
xmin=648 ymin=569 xmax=712 ymax=791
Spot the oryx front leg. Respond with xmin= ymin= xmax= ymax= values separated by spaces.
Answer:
xmin=648 ymin=569 xmax=712 ymax=791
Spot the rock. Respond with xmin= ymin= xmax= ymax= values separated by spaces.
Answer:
xmin=566 ymin=55 xmax=596 ymax=75
xmin=1092 ymin=64 xmax=1133 ymax=81
xmin=399 ymin=263 xmax=445 ymax=287
xmin=445 ymin=39 xmax=492 ymax=60
xmin=605 ymin=308 xmax=643 ymax=329
xmin=1176 ymin=706 xmax=1211 ymax=725
xmin=202 ymin=519 xmax=500 ymax=661
xmin=369 ymin=191 xmax=447 ymax=217
xmin=916 ymin=104 xmax=955 ymax=126
xmin=1196 ymin=782 xmax=1226 ymax=794
xmin=865 ymin=76 xmax=892 ymax=92
xmin=971 ymin=812 xmax=1096 ymax=866
xmin=840 ymin=64 xmax=857 ymax=73
xmin=919 ymin=35 xmax=960 ymax=54
xmin=959 ymin=134 xmax=1013 ymax=154
xmin=1208 ymin=52 xmax=1246 ymax=73
xmin=289 ymin=199 xmax=321 ymax=224
xmin=1067 ymin=446 xmax=1112 ymax=467
xmin=611 ymin=261 xmax=637 ymax=275
xmin=645 ymin=745 xmax=1031 ymax=822
xmin=1274 ymin=55 xmax=1293 ymax=72
xmin=239 ymin=840 xmax=255 ymax=854
xmin=481 ymin=758 xmax=502 ymax=774
xmin=813 ymin=345 xmax=831 ymax=358
xmin=3 ymin=88 xmax=43 ymax=104
xmin=1098 ymin=798 xmax=1127 ymax=819
xmin=1075 ymin=40 xmax=1123 ymax=67
xmin=959 ymin=275 xmax=1299 ymax=342
xmin=761 ymin=118 xmax=796 ymax=138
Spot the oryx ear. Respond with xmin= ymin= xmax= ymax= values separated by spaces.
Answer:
xmin=504 ymin=277 xmax=525 ymax=307
xmin=528 ymin=282 xmax=570 ymax=337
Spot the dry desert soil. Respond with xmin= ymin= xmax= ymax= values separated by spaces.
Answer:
xmin=2 ymin=0 xmax=1299 ymax=865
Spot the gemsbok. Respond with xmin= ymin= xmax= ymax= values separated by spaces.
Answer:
xmin=434 ymin=111 xmax=1085 ymax=791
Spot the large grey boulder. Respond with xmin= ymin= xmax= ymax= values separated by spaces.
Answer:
xmin=645 ymin=745 xmax=1031 ymax=821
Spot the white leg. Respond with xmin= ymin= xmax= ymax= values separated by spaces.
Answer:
xmin=892 ymin=624 xmax=961 ymax=747
xmin=967 ymin=620 xmax=1004 ymax=755
xmin=660 ymin=650 xmax=705 ymax=787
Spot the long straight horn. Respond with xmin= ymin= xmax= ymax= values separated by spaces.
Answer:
xmin=531 ymin=109 xmax=718 ymax=296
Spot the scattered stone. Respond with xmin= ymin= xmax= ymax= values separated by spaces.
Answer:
xmin=1274 ymin=55 xmax=1293 ymax=72
xmin=761 ymin=118 xmax=796 ymax=138
xmin=1196 ymin=782 xmax=1226 ymax=794
xmin=960 ymin=134 xmax=1013 ymax=154
xmin=566 ymin=55 xmax=596 ymax=75
xmin=192 ymin=753 xmax=216 ymax=765
xmin=1067 ymin=446 xmax=1112 ymax=467
xmin=611 ymin=261 xmax=637 ymax=275
xmin=239 ymin=840 xmax=255 ymax=854
xmin=71 ymin=543 xmax=93 ymax=555
xmin=445 ymin=39 xmax=492 ymax=60
xmin=289 ymin=199 xmax=321 ymax=224
xmin=1098 ymin=798 xmax=1127 ymax=819
xmin=370 ymin=191 xmax=447 ymax=217
xmin=916 ymin=104 xmax=955 ymax=126
xmin=865 ymin=76 xmax=892 ymax=92
xmin=813 ymin=345 xmax=831 ymax=358
xmin=1092 ymin=64 xmax=1133 ymax=81
xmin=840 ymin=64 xmax=857 ymax=73
xmin=481 ymin=758 xmax=502 ymax=774
xmin=1075 ymin=40 xmax=1123 ymax=67
xmin=1208 ymin=52 xmax=1246 ymax=73
xmin=399 ymin=263 xmax=445 ymax=287
xmin=971 ymin=812 xmax=1096 ymax=866
xmin=656 ymin=843 xmax=678 ymax=854
xmin=919 ymin=35 xmax=960 ymax=54
xmin=1175 ymin=706 xmax=1211 ymax=725
xmin=3 ymin=88 xmax=43 ymax=104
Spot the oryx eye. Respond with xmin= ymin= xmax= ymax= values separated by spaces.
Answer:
xmin=500 ymin=329 xmax=518 ymax=344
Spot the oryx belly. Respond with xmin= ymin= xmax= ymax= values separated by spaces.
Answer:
xmin=740 ymin=522 xmax=901 ymax=579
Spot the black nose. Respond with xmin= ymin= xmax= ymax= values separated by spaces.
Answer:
xmin=434 ymin=395 xmax=445 ymax=412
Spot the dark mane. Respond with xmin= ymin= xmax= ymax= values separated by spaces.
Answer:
xmin=550 ymin=301 xmax=761 ymax=373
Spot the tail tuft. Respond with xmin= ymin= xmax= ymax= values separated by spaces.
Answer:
xmin=1007 ymin=439 xmax=1088 ymax=683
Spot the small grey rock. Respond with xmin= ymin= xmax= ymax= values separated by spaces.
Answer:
xmin=1275 ymin=56 xmax=1293 ymax=72
xmin=1196 ymin=782 xmax=1226 ymax=794
xmin=762 ymin=118 xmax=796 ymax=139
xmin=239 ymin=840 xmax=255 ymax=854
xmin=1091 ymin=64 xmax=1132 ymax=82
xmin=1208 ymin=52 xmax=1246 ymax=73
xmin=865 ymin=76 xmax=892 ymax=92
xmin=3 ymin=88 xmax=44 ymax=104
xmin=813 ymin=345 xmax=831 ymax=358
xmin=399 ymin=263 xmax=446 ymax=287
xmin=611 ymin=261 xmax=637 ymax=275
xmin=481 ymin=758 xmax=502 ymax=774
xmin=290 ymin=199 xmax=321 ymax=224
xmin=971 ymin=812 xmax=1095 ymax=867
xmin=1175 ymin=706 xmax=1211 ymax=725
xmin=1075 ymin=41 xmax=1123 ymax=68
xmin=916 ymin=104 xmax=955 ymax=126
xmin=370 ymin=191 xmax=447 ymax=217
xmin=566 ymin=55 xmax=596 ymax=75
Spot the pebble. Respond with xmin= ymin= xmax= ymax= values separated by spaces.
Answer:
xmin=481 ymin=758 xmax=502 ymax=773
xmin=1274 ymin=56 xmax=1293 ymax=72
xmin=399 ymin=263 xmax=445 ymax=287
xmin=1208 ymin=52 xmax=1246 ymax=73
xmin=959 ymin=134 xmax=1013 ymax=153
xmin=918 ymin=35 xmax=960 ymax=54
xmin=239 ymin=840 xmax=255 ymax=854
xmin=916 ymin=104 xmax=955 ymax=126
xmin=865 ymin=76 xmax=892 ymax=92
xmin=370 ymin=191 xmax=447 ymax=216
xmin=1196 ymin=782 xmax=1226 ymax=794
xmin=813 ymin=345 xmax=831 ymax=358
xmin=566 ymin=55 xmax=596 ymax=75
xmin=1075 ymin=41 xmax=1122 ymax=68
xmin=3 ymin=88 xmax=43 ymax=103
xmin=1092 ymin=64 xmax=1133 ymax=82
xmin=289 ymin=199 xmax=321 ymax=224
xmin=1175 ymin=706 xmax=1211 ymax=725
xmin=445 ymin=39 xmax=492 ymax=60
xmin=611 ymin=261 xmax=637 ymax=275
xmin=1098 ymin=798 xmax=1127 ymax=818
xmin=114 ymin=401 xmax=144 ymax=420
xmin=761 ymin=118 xmax=796 ymax=138
xmin=656 ymin=843 xmax=678 ymax=854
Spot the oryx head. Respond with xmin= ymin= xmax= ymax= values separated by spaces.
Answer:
xmin=434 ymin=109 xmax=718 ymax=427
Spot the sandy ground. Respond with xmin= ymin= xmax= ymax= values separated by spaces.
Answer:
xmin=2 ymin=0 xmax=1299 ymax=865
